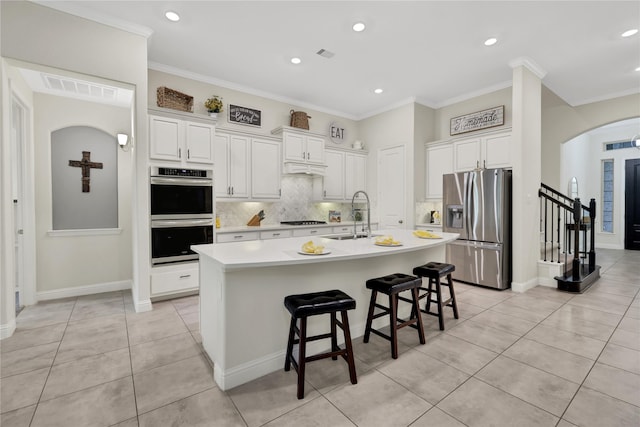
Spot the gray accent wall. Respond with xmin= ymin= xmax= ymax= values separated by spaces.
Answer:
xmin=51 ymin=126 xmax=118 ymax=229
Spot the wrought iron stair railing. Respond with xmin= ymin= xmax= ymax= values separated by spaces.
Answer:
xmin=539 ymin=183 xmax=598 ymax=292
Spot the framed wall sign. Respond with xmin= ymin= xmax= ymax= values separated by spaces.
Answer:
xmin=329 ymin=121 xmax=347 ymax=144
xmin=450 ymin=105 xmax=504 ymax=136
xmin=229 ymin=104 xmax=261 ymax=127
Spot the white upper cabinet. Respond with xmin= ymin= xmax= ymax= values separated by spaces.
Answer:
xmin=345 ymin=152 xmax=367 ymax=201
xmin=149 ymin=111 xmax=215 ymax=165
xmin=185 ymin=122 xmax=215 ymax=164
xmin=251 ymin=138 xmax=281 ymax=199
xmin=314 ymin=149 xmax=367 ymax=201
xmin=322 ymin=150 xmax=345 ymax=200
xmin=282 ymin=132 xmax=325 ymax=165
xmin=425 ymin=142 xmax=454 ymax=200
xmin=214 ymin=132 xmax=249 ymax=199
xmin=453 ymin=130 xmax=511 ymax=172
xmin=453 ymin=138 xmax=481 ymax=172
xmin=272 ymin=126 xmax=327 ymax=175
xmin=482 ymin=132 xmax=512 ymax=169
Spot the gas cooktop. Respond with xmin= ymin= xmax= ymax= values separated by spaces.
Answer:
xmin=280 ymin=220 xmax=327 ymax=226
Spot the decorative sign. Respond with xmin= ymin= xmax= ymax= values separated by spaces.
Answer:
xmin=450 ymin=105 xmax=504 ymax=136
xmin=229 ymin=104 xmax=261 ymax=127
xmin=329 ymin=121 xmax=347 ymax=144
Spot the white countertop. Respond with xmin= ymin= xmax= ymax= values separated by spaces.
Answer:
xmin=192 ymin=229 xmax=458 ymax=271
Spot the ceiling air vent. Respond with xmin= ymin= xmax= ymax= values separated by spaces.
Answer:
xmin=316 ymin=49 xmax=335 ymax=59
xmin=42 ymin=73 xmax=117 ymax=101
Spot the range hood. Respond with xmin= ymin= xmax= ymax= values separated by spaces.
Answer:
xmin=283 ymin=162 xmax=327 ymax=176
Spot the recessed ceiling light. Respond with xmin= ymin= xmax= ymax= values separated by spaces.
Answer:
xmin=290 ymin=57 xmax=301 ymax=65
xmin=374 ymin=88 xmax=383 ymax=94
xmin=622 ymin=28 xmax=638 ymax=37
xmin=165 ymin=11 xmax=180 ymax=22
xmin=635 ymin=66 xmax=640 ymax=72
xmin=484 ymin=37 xmax=498 ymax=46
xmin=353 ymin=22 xmax=366 ymax=32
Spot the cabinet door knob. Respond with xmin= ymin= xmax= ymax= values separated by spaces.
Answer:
xmin=399 ymin=219 xmax=404 ymax=224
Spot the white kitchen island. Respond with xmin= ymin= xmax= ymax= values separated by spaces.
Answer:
xmin=191 ymin=229 xmax=459 ymax=391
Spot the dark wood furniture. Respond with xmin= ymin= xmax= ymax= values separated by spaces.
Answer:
xmin=284 ymin=289 xmax=357 ymax=399
xmin=412 ymin=262 xmax=459 ymax=330
xmin=363 ymin=273 xmax=425 ymax=359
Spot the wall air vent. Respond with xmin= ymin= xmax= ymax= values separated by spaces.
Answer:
xmin=316 ymin=49 xmax=335 ymax=59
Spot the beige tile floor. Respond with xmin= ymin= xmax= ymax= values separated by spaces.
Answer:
xmin=1 ymin=249 xmax=639 ymax=426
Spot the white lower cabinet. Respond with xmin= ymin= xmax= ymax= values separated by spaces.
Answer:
xmin=332 ymin=225 xmax=353 ymax=234
xmin=216 ymin=231 xmax=260 ymax=243
xmin=260 ymin=230 xmax=292 ymax=240
xmin=292 ymin=228 xmax=324 ymax=237
xmin=151 ymin=263 xmax=199 ymax=296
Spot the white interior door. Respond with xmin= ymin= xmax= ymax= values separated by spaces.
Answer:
xmin=378 ymin=145 xmax=406 ymax=229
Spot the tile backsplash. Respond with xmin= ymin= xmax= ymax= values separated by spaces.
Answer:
xmin=216 ymin=175 xmax=358 ymax=227
xmin=415 ymin=201 xmax=443 ymax=224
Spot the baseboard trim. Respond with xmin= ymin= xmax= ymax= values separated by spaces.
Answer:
xmin=36 ymin=280 xmax=132 ymax=301
xmin=134 ymin=299 xmax=153 ymax=313
xmin=511 ymin=277 xmax=539 ymax=293
xmin=210 ymin=315 xmax=395 ymax=391
xmin=0 ymin=319 xmax=16 ymax=340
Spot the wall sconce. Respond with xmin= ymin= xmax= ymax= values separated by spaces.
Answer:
xmin=117 ymin=133 xmax=130 ymax=151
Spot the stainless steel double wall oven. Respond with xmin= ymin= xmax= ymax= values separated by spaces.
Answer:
xmin=150 ymin=167 xmax=213 ymax=264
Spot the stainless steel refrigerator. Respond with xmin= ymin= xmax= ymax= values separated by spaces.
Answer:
xmin=443 ymin=168 xmax=512 ymax=289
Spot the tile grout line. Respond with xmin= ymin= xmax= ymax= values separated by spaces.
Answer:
xmin=556 ymin=296 xmax=640 ymax=420
xmin=27 ymin=296 xmax=78 ymax=427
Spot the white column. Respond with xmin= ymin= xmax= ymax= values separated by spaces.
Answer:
xmin=510 ymin=58 xmax=546 ymax=292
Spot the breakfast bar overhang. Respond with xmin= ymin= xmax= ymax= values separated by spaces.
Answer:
xmin=192 ymin=229 xmax=459 ymax=391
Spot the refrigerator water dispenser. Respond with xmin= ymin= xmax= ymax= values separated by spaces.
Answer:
xmin=447 ymin=205 xmax=463 ymax=229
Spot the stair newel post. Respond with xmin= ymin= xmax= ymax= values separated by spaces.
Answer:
xmin=589 ymin=198 xmax=596 ymax=272
xmin=572 ymin=198 xmax=582 ymax=281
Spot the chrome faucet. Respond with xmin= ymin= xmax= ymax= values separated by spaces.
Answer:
xmin=351 ymin=190 xmax=371 ymax=238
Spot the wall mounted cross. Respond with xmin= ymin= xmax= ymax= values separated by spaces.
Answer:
xmin=68 ymin=151 xmax=103 ymax=192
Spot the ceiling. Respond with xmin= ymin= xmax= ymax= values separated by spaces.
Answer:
xmin=39 ymin=1 xmax=640 ymax=120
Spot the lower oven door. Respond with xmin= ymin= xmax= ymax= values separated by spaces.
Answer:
xmin=151 ymin=219 xmax=214 ymax=265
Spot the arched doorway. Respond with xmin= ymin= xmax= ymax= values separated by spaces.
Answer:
xmin=561 ymin=118 xmax=640 ymax=250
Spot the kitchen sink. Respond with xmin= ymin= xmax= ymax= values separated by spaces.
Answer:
xmin=323 ymin=233 xmax=379 ymax=240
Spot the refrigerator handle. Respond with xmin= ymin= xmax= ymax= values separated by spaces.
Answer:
xmin=466 ymin=172 xmax=473 ymax=239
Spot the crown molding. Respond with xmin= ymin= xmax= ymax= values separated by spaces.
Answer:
xmin=509 ymin=57 xmax=547 ymax=80
xmin=32 ymin=1 xmax=153 ymax=38
xmin=148 ymin=62 xmax=359 ymax=121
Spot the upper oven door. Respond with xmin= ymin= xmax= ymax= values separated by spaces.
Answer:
xmin=150 ymin=176 xmax=213 ymax=219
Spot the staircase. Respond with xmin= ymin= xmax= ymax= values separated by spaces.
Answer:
xmin=538 ymin=183 xmax=600 ymax=293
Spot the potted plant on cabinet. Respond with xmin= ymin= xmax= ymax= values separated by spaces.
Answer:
xmin=204 ymin=95 xmax=223 ymax=118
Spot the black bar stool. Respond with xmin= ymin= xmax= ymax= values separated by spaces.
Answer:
xmin=363 ymin=273 xmax=425 ymax=359
xmin=284 ymin=289 xmax=357 ymax=399
xmin=412 ymin=262 xmax=459 ymax=330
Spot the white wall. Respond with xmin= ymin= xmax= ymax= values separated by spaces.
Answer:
xmin=413 ymin=103 xmax=436 ymax=204
xmin=148 ymin=69 xmax=360 ymax=147
xmin=542 ymin=88 xmax=640 ymax=189
xmin=561 ymin=119 xmax=640 ymax=249
xmin=433 ymin=87 xmax=513 ymax=141
xmin=357 ymin=103 xmax=415 ymax=227
xmin=34 ymin=94 xmax=133 ymax=292
xmin=1 ymin=1 xmax=150 ymax=321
